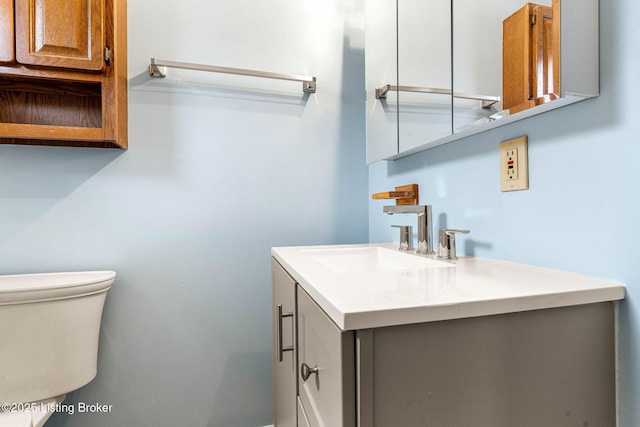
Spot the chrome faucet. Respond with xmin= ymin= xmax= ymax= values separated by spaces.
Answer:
xmin=384 ymin=205 xmax=433 ymax=254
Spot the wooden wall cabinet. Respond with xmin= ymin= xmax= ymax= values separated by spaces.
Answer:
xmin=0 ymin=0 xmax=128 ymax=149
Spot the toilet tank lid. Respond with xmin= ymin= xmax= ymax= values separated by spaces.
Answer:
xmin=0 ymin=271 xmax=115 ymax=305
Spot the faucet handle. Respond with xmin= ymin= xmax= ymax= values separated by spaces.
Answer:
xmin=438 ymin=228 xmax=470 ymax=260
xmin=392 ymin=225 xmax=414 ymax=251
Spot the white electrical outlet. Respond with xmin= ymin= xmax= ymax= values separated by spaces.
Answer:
xmin=500 ymin=136 xmax=528 ymax=192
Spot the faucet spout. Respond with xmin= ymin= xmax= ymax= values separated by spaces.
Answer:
xmin=383 ymin=205 xmax=433 ymax=254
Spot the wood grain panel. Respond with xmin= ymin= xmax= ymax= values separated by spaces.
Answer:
xmin=15 ymin=0 xmax=104 ymax=71
xmin=0 ymin=76 xmax=102 ymax=129
xmin=100 ymin=0 xmax=128 ymax=147
xmin=530 ymin=5 xmax=553 ymax=99
xmin=0 ymin=137 xmax=120 ymax=148
xmin=502 ymin=5 xmax=530 ymax=111
xmin=0 ymin=123 xmax=104 ymax=140
xmin=552 ymin=0 xmax=561 ymax=97
xmin=503 ymin=2 xmax=559 ymax=114
xmin=0 ymin=0 xmax=15 ymax=64
xmin=0 ymin=77 xmax=101 ymax=97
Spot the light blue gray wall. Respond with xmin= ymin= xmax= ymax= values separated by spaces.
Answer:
xmin=4 ymin=0 xmax=637 ymax=424
xmin=0 ymin=1 xmax=367 ymax=426
xmin=369 ymin=0 xmax=640 ymax=424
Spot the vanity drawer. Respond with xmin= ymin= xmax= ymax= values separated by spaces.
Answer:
xmin=297 ymin=287 xmax=355 ymax=427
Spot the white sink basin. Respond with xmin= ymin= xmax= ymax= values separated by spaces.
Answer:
xmin=302 ymin=246 xmax=454 ymax=274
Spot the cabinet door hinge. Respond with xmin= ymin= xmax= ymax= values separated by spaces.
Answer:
xmin=530 ymin=14 xmax=536 ymax=26
xmin=104 ymin=47 xmax=112 ymax=66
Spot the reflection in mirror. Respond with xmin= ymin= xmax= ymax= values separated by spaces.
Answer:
xmin=396 ymin=0 xmax=451 ymax=153
xmin=365 ymin=0 xmax=400 ymax=163
xmin=365 ymin=0 xmax=453 ymax=164
xmin=453 ymin=0 xmax=559 ymax=133
xmin=366 ymin=0 xmax=597 ymax=163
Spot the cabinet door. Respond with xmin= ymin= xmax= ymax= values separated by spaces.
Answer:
xmin=272 ymin=259 xmax=297 ymax=427
xmin=15 ymin=0 xmax=105 ymax=71
xmin=297 ymin=287 xmax=355 ymax=427
xmin=0 ymin=0 xmax=15 ymax=64
xmin=365 ymin=0 xmax=452 ymax=164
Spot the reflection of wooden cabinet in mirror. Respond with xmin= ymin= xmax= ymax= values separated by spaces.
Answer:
xmin=0 ymin=0 xmax=14 ymax=64
xmin=503 ymin=0 xmax=560 ymax=114
xmin=0 ymin=0 xmax=128 ymax=149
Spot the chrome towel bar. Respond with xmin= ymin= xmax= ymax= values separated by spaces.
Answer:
xmin=148 ymin=58 xmax=317 ymax=93
xmin=375 ymin=84 xmax=499 ymax=108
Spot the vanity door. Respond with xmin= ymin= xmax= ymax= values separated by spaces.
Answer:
xmin=297 ymin=287 xmax=355 ymax=427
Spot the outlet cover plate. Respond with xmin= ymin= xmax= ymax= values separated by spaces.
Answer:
xmin=500 ymin=136 xmax=528 ymax=192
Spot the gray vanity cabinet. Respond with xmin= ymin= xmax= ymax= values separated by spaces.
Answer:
xmin=273 ymin=259 xmax=617 ymax=426
xmin=272 ymin=260 xmax=356 ymax=427
xmin=272 ymin=260 xmax=297 ymax=427
xmin=358 ymin=303 xmax=616 ymax=426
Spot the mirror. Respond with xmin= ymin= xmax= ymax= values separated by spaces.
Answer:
xmin=398 ymin=0 xmax=451 ymax=152
xmin=365 ymin=0 xmax=400 ymax=163
xmin=365 ymin=0 xmax=599 ymax=163
xmin=366 ymin=0 xmax=452 ymax=164
xmin=453 ymin=0 xmax=559 ymax=132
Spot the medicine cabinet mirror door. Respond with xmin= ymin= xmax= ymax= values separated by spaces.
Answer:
xmin=365 ymin=0 xmax=452 ymax=164
xmin=365 ymin=0 xmax=398 ymax=164
xmin=453 ymin=0 xmax=599 ymax=135
xmin=398 ymin=0 xmax=452 ymax=154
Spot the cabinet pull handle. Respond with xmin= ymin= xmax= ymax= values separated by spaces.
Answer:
xmin=277 ymin=304 xmax=294 ymax=362
xmin=301 ymin=362 xmax=319 ymax=382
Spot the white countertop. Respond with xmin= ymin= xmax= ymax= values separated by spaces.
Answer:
xmin=271 ymin=243 xmax=625 ymax=331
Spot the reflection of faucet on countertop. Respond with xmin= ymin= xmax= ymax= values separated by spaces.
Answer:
xmin=372 ymin=184 xmax=434 ymax=255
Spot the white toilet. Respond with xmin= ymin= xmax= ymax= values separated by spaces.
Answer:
xmin=0 ymin=271 xmax=115 ymax=427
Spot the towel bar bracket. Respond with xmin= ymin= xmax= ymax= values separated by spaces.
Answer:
xmin=303 ymin=79 xmax=316 ymax=93
xmin=149 ymin=62 xmax=166 ymax=78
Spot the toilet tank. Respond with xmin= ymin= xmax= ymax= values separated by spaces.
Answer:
xmin=0 ymin=271 xmax=115 ymax=403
